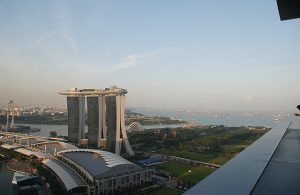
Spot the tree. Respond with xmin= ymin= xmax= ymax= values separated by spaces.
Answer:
xmin=49 ymin=131 xmax=57 ymax=137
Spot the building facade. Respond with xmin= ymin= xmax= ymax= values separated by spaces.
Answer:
xmin=105 ymin=96 xmax=118 ymax=153
xmin=60 ymin=87 xmax=134 ymax=156
xmin=67 ymin=96 xmax=85 ymax=144
xmin=56 ymin=149 xmax=153 ymax=195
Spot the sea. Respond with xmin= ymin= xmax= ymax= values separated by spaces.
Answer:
xmin=0 ymin=162 xmax=16 ymax=195
xmin=17 ymin=109 xmax=296 ymax=137
xmin=133 ymin=108 xmax=293 ymax=128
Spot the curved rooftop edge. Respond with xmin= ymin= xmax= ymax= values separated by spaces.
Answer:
xmin=15 ymin=147 xmax=52 ymax=159
xmin=58 ymin=86 xmax=127 ymax=96
xmin=185 ymin=120 xmax=293 ymax=195
xmin=42 ymin=158 xmax=88 ymax=192
xmin=56 ymin=149 xmax=141 ymax=180
xmin=32 ymin=141 xmax=78 ymax=154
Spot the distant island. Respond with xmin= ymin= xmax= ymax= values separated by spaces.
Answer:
xmin=0 ymin=109 xmax=186 ymax=126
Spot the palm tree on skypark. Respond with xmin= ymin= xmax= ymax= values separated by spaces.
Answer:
xmin=295 ymin=105 xmax=300 ymax=116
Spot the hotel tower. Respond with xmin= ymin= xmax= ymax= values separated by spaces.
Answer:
xmin=59 ymin=87 xmax=134 ymax=156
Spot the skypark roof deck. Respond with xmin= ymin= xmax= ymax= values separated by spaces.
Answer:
xmin=58 ymin=86 xmax=127 ymax=96
xmin=42 ymin=158 xmax=88 ymax=192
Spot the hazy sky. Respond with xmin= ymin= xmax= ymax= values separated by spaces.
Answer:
xmin=0 ymin=1 xmax=299 ymax=112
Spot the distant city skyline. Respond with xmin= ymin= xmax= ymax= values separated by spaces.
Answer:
xmin=0 ymin=1 xmax=299 ymax=112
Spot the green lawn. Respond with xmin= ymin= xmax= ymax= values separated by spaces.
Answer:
xmin=209 ymin=156 xmax=231 ymax=165
xmin=220 ymin=144 xmax=246 ymax=153
xmin=157 ymin=147 xmax=242 ymax=165
xmin=146 ymin=186 xmax=182 ymax=195
xmin=151 ymin=161 xmax=215 ymax=184
xmin=158 ymin=149 xmax=217 ymax=162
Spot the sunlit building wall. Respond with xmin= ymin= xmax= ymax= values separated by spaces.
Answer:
xmin=67 ymin=96 xmax=85 ymax=144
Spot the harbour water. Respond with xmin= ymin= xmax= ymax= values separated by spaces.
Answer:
xmin=17 ymin=110 xmax=293 ymax=137
xmin=25 ymin=124 xmax=186 ymax=137
xmin=0 ymin=162 xmax=16 ymax=195
xmin=0 ymin=162 xmax=49 ymax=195
xmin=133 ymin=109 xmax=294 ymax=128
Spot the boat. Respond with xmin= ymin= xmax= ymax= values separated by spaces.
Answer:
xmin=12 ymin=172 xmax=30 ymax=185
xmin=6 ymin=125 xmax=40 ymax=133
xmin=30 ymin=128 xmax=41 ymax=132
xmin=12 ymin=171 xmax=39 ymax=186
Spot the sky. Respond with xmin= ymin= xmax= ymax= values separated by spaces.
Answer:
xmin=0 ymin=0 xmax=299 ymax=112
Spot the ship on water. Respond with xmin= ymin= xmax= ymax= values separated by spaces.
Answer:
xmin=5 ymin=125 xmax=40 ymax=133
xmin=11 ymin=171 xmax=41 ymax=192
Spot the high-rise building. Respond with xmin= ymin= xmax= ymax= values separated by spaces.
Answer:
xmin=87 ymin=96 xmax=106 ymax=147
xmin=67 ymin=96 xmax=85 ymax=144
xmin=59 ymin=87 xmax=134 ymax=156
xmin=105 ymin=95 xmax=118 ymax=153
xmin=106 ymin=95 xmax=134 ymax=155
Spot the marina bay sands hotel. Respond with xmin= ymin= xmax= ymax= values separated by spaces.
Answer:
xmin=59 ymin=86 xmax=134 ymax=156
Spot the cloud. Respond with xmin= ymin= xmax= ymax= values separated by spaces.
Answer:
xmin=263 ymin=65 xmax=291 ymax=74
xmin=108 ymin=49 xmax=167 ymax=72
xmin=109 ymin=54 xmax=144 ymax=71
xmin=245 ymin=95 xmax=254 ymax=103
xmin=28 ymin=29 xmax=78 ymax=53
xmin=28 ymin=1 xmax=78 ymax=53
xmin=61 ymin=30 xmax=78 ymax=52
xmin=29 ymin=30 xmax=60 ymax=49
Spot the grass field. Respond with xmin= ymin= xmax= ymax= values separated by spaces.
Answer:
xmin=158 ymin=146 xmax=245 ymax=165
xmin=151 ymin=161 xmax=215 ymax=184
xmin=158 ymin=149 xmax=216 ymax=162
xmin=208 ymin=156 xmax=230 ymax=165
xmin=146 ymin=186 xmax=182 ymax=195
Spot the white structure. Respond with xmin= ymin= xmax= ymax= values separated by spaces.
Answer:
xmin=114 ymin=95 xmax=134 ymax=155
xmin=5 ymin=100 xmax=15 ymax=129
xmin=128 ymin=122 xmax=144 ymax=132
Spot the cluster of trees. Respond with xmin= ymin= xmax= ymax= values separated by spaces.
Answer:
xmin=126 ymin=116 xmax=184 ymax=125
xmin=178 ymin=128 xmax=265 ymax=153
xmin=11 ymin=115 xmax=68 ymax=125
xmin=128 ymin=126 xmax=268 ymax=163
xmin=49 ymin=131 xmax=57 ymax=137
xmin=0 ymin=147 xmax=23 ymax=160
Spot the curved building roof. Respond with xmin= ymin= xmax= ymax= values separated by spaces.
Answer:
xmin=33 ymin=141 xmax=78 ymax=154
xmin=57 ymin=149 xmax=141 ymax=179
xmin=15 ymin=148 xmax=52 ymax=159
xmin=42 ymin=158 xmax=87 ymax=191
xmin=17 ymin=136 xmax=47 ymax=145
